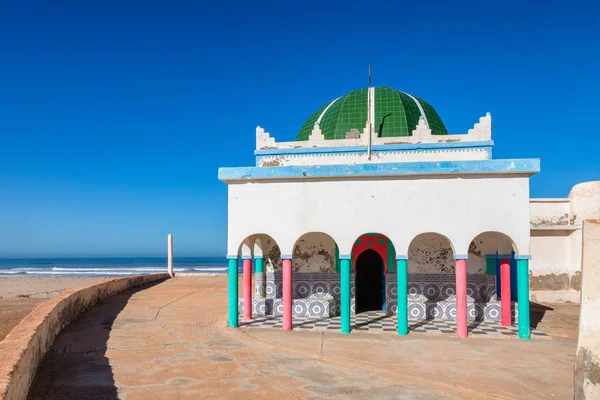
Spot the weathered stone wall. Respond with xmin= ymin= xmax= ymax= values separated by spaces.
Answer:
xmin=530 ymin=199 xmax=573 ymax=226
xmin=575 ymin=220 xmax=600 ymax=399
xmin=408 ymin=233 xmax=455 ymax=274
xmin=292 ymin=232 xmax=336 ymax=273
xmin=0 ymin=273 xmax=170 ymax=400
xmin=530 ymin=230 xmax=577 ymax=291
xmin=262 ymin=236 xmax=282 ymax=273
xmin=570 ymin=182 xmax=600 ymax=225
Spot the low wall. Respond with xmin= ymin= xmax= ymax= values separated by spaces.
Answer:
xmin=0 ymin=273 xmax=170 ymax=400
xmin=575 ymin=220 xmax=600 ymax=399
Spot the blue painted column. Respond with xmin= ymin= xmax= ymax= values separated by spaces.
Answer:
xmin=227 ymin=256 xmax=238 ymax=328
xmin=255 ymin=256 xmax=264 ymax=273
xmin=516 ymin=255 xmax=531 ymax=340
xmin=340 ymin=255 xmax=351 ymax=334
xmin=396 ymin=256 xmax=408 ymax=336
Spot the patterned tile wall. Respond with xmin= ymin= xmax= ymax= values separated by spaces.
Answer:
xmin=247 ymin=273 xmax=510 ymax=321
xmin=238 ymin=298 xmax=335 ymax=318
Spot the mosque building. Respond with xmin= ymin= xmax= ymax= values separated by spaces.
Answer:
xmin=218 ymin=85 xmax=599 ymax=339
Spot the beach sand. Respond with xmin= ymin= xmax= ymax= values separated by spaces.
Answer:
xmin=0 ymin=276 xmax=108 ymax=341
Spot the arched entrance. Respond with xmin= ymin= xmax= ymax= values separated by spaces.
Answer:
xmin=355 ymin=249 xmax=384 ymax=313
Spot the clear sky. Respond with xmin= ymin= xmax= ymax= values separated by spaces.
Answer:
xmin=1 ymin=1 xmax=598 ymax=257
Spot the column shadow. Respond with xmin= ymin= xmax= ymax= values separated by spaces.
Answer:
xmin=529 ymin=301 xmax=554 ymax=329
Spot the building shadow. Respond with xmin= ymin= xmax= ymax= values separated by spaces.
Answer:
xmin=27 ymin=279 xmax=167 ymax=400
xmin=529 ymin=301 xmax=554 ymax=329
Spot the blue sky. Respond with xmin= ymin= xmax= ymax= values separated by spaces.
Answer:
xmin=1 ymin=1 xmax=598 ymax=257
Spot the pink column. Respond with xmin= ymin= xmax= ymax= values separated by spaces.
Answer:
xmin=282 ymin=258 xmax=293 ymax=331
xmin=243 ymin=259 xmax=252 ymax=320
xmin=500 ymin=258 xmax=511 ymax=326
xmin=455 ymin=258 xmax=468 ymax=338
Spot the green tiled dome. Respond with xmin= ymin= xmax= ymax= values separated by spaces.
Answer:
xmin=297 ymin=86 xmax=448 ymax=141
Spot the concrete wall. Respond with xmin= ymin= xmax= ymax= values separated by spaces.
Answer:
xmin=530 ymin=230 xmax=578 ymax=291
xmin=528 ymin=181 xmax=600 ymax=303
xmin=570 ymin=182 xmax=600 ymax=225
xmin=228 ymin=176 xmax=532 ymax=258
xmin=0 ymin=273 xmax=170 ymax=400
xmin=575 ymin=220 xmax=600 ymax=399
xmin=530 ymin=199 xmax=573 ymax=226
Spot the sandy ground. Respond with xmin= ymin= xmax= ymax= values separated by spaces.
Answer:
xmin=0 ymin=277 xmax=108 ymax=341
xmin=27 ymin=276 xmax=580 ymax=400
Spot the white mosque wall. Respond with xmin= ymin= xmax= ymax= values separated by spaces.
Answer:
xmin=257 ymin=147 xmax=489 ymax=167
xmin=227 ymin=175 xmax=531 ymax=260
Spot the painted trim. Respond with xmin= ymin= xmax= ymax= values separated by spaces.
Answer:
xmin=484 ymin=254 xmax=498 ymax=259
xmin=530 ymin=225 xmax=581 ymax=231
xmin=226 ymin=255 xmax=238 ymax=260
xmin=219 ymin=158 xmax=540 ymax=182
xmin=497 ymin=254 xmax=514 ymax=259
xmin=401 ymin=91 xmax=428 ymax=126
xmin=255 ymin=146 xmax=493 ymax=165
xmin=255 ymin=140 xmax=494 ymax=157
xmin=530 ymin=198 xmax=570 ymax=203
xmin=395 ymin=255 xmax=408 ymax=260
xmin=339 ymin=254 xmax=352 ymax=260
xmin=241 ymin=255 xmax=252 ymax=260
xmin=453 ymin=254 xmax=469 ymax=260
xmin=280 ymin=255 xmax=293 ymax=260
xmin=514 ymin=255 xmax=532 ymax=260
xmin=316 ymin=96 xmax=341 ymax=124
xmin=254 ymin=256 xmax=264 ymax=260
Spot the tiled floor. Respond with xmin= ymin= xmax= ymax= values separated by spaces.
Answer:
xmin=240 ymin=310 xmax=549 ymax=337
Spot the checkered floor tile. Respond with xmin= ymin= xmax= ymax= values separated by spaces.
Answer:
xmin=239 ymin=311 xmax=549 ymax=337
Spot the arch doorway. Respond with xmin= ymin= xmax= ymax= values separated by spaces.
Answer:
xmin=355 ymin=249 xmax=384 ymax=313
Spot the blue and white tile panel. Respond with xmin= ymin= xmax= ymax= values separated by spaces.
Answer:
xmin=238 ymin=298 xmax=335 ymax=318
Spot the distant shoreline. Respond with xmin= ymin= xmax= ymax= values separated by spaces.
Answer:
xmin=0 ymin=256 xmax=229 ymax=277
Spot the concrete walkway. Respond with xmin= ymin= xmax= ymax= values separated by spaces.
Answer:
xmin=29 ymin=277 xmax=576 ymax=399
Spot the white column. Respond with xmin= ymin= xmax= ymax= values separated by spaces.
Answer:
xmin=167 ymin=234 xmax=174 ymax=277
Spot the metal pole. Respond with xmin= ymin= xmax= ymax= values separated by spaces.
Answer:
xmin=367 ymin=65 xmax=372 ymax=160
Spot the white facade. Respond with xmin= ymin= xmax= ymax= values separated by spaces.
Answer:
xmin=220 ymin=108 xmax=597 ymax=304
xmin=221 ymin=112 xmax=538 ymax=261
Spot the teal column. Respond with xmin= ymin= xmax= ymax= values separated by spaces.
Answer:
xmin=340 ymin=257 xmax=351 ymax=334
xmin=335 ymin=244 xmax=340 ymax=274
xmin=228 ymin=257 xmax=239 ymax=328
xmin=397 ymin=257 xmax=408 ymax=336
xmin=517 ymin=257 xmax=531 ymax=340
xmin=255 ymin=257 xmax=264 ymax=273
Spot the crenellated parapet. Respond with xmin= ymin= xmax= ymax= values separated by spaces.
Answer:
xmin=467 ymin=112 xmax=492 ymax=141
xmin=256 ymin=113 xmax=493 ymax=151
xmin=254 ymin=113 xmax=495 ymax=166
xmin=256 ymin=126 xmax=276 ymax=149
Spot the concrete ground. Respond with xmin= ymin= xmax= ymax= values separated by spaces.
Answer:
xmin=28 ymin=276 xmax=578 ymax=400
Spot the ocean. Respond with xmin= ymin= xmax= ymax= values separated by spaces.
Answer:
xmin=0 ymin=257 xmax=229 ymax=276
